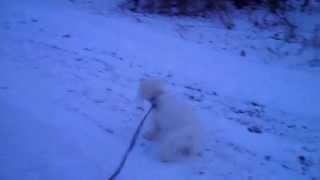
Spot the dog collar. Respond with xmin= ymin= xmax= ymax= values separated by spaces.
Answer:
xmin=149 ymin=96 xmax=158 ymax=108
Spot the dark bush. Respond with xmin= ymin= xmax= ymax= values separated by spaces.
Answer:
xmin=127 ymin=0 xmax=290 ymax=15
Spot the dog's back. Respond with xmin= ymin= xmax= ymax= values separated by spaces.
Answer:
xmin=139 ymin=79 xmax=202 ymax=161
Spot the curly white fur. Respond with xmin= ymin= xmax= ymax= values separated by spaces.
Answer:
xmin=138 ymin=79 xmax=201 ymax=162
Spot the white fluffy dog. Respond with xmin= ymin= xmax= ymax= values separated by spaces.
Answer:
xmin=138 ymin=79 xmax=201 ymax=162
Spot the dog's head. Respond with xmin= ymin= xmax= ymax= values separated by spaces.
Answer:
xmin=138 ymin=79 xmax=166 ymax=102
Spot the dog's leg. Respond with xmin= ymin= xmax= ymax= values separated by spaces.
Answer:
xmin=143 ymin=128 xmax=159 ymax=141
xmin=143 ymin=115 xmax=160 ymax=141
xmin=159 ymin=137 xmax=176 ymax=162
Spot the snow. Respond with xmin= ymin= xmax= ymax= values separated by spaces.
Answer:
xmin=0 ymin=0 xmax=319 ymax=180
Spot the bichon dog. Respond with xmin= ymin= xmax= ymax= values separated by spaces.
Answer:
xmin=138 ymin=79 xmax=201 ymax=162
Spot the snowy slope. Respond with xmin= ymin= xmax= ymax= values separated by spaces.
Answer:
xmin=0 ymin=0 xmax=319 ymax=180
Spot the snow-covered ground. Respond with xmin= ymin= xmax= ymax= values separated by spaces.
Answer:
xmin=0 ymin=0 xmax=319 ymax=179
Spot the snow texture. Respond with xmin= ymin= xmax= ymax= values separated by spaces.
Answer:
xmin=0 ymin=0 xmax=319 ymax=180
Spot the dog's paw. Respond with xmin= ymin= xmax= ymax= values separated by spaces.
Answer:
xmin=160 ymin=159 xmax=171 ymax=163
xmin=159 ymin=148 xmax=175 ymax=162
xmin=159 ymin=153 xmax=173 ymax=162
xmin=179 ymin=146 xmax=192 ymax=156
xmin=143 ymin=131 xmax=158 ymax=141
